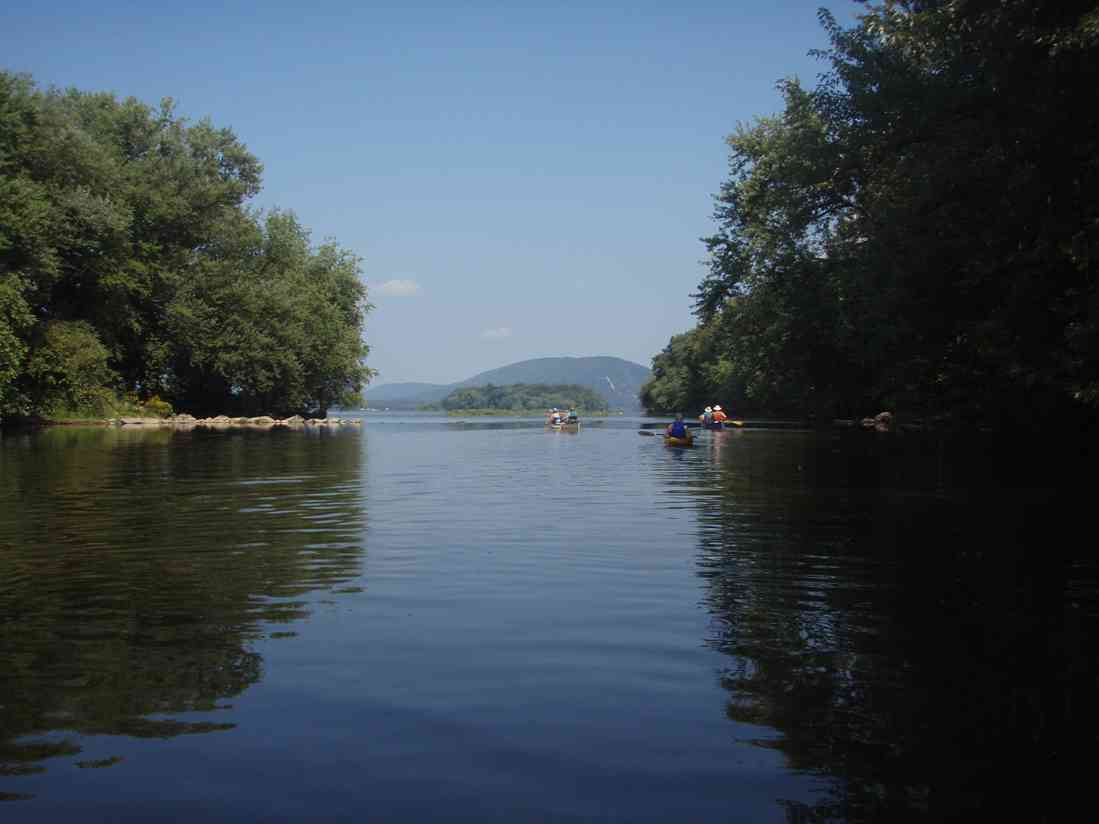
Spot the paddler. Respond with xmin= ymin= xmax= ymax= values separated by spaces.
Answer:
xmin=712 ymin=405 xmax=728 ymax=426
xmin=666 ymin=413 xmax=689 ymax=439
xmin=699 ymin=406 xmax=713 ymax=427
xmin=566 ymin=407 xmax=578 ymax=423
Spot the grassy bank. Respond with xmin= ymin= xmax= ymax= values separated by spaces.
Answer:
xmin=13 ymin=392 xmax=174 ymax=426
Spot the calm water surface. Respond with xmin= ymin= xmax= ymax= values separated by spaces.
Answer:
xmin=1 ymin=416 xmax=1095 ymax=821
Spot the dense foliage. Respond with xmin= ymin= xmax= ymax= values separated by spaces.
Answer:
xmin=0 ymin=73 xmax=372 ymax=420
xmin=433 ymin=383 xmax=609 ymax=412
xmin=642 ymin=0 xmax=1099 ymax=427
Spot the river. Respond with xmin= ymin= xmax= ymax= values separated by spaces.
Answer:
xmin=0 ymin=415 xmax=1094 ymax=821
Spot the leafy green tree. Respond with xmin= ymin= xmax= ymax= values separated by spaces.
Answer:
xmin=0 ymin=274 xmax=33 ymax=414
xmin=0 ymin=71 xmax=372 ymax=421
xmin=655 ymin=0 xmax=1099 ymax=426
xmin=640 ymin=327 xmax=714 ymax=415
xmin=436 ymin=383 xmax=608 ymax=412
xmin=24 ymin=321 xmax=117 ymax=416
xmin=166 ymin=211 xmax=372 ymax=416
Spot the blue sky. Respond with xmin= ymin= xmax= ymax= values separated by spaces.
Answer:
xmin=3 ymin=0 xmax=860 ymax=385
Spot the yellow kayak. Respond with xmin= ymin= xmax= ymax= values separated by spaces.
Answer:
xmin=547 ymin=421 xmax=581 ymax=432
xmin=664 ymin=435 xmax=694 ymax=448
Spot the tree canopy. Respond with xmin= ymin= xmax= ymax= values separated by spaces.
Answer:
xmin=642 ymin=0 xmax=1099 ymax=427
xmin=0 ymin=72 xmax=372 ymax=420
xmin=433 ymin=383 xmax=609 ymax=412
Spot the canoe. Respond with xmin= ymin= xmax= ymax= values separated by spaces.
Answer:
xmin=547 ymin=422 xmax=580 ymax=432
xmin=664 ymin=435 xmax=694 ymax=448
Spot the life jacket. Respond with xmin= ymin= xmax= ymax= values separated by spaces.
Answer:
xmin=669 ymin=420 xmax=688 ymax=437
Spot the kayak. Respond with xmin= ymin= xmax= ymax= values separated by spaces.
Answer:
xmin=547 ymin=421 xmax=580 ymax=432
xmin=664 ymin=435 xmax=694 ymax=448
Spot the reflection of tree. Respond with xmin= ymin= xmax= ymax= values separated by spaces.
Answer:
xmin=693 ymin=432 xmax=1097 ymax=822
xmin=0 ymin=427 xmax=366 ymax=796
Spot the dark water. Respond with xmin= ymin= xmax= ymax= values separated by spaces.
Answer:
xmin=0 ymin=417 xmax=1095 ymax=821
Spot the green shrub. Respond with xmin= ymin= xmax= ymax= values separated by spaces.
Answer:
xmin=140 ymin=395 xmax=174 ymax=418
xmin=25 ymin=321 xmax=118 ymax=417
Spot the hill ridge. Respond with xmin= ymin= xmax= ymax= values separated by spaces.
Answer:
xmin=364 ymin=356 xmax=650 ymax=410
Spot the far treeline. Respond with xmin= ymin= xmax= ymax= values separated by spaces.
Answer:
xmin=0 ymin=72 xmax=372 ymax=423
xmin=426 ymin=383 xmax=609 ymax=413
xmin=642 ymin=0 xmax=1099 ymax=429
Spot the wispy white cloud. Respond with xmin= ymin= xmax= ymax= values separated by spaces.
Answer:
xmin=373 ymin=278 xmax=423 ymax=297
xmin=481 ymin=326 xmax=512 ymax=340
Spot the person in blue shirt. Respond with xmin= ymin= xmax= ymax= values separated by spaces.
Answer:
xmin=666 ymin=413 xmax=689 ymax=438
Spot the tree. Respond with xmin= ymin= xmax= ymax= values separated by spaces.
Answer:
xmin=0 ymin=71 xmax=372 ymax=421
xmin=0 ymin=274 xmax=33 ymax=414
xmin=166 ymin=211 xmax=372 ymax=416
xmin=653 ymin=1 xmax=1099 ymax=426
xmin=436 ymin=383 xmax=608 ymax=412
xmin=24 ymin=321 xmax=116 ymax=416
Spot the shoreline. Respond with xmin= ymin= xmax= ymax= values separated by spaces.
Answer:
xmin=32 ymin=414 xmax=363 ymax=429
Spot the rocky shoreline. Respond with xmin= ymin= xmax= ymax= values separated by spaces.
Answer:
xmin=108 ymin=414 xmax=362 ymax=429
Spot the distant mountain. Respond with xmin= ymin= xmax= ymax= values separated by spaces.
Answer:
xmin=363 ymin=357 xmax=651 ymax=410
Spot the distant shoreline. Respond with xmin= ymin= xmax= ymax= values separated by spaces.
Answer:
xmin=16 ymin=414 xmax=361 ymax=430
xmin=435 ymin=409 xmax=616 ymax=417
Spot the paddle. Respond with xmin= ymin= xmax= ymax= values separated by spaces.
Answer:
xmin=638 ymin=430 xmax=693 ymax=443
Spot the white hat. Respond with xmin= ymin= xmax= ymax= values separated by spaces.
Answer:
xmin=705 ymin=407 xmax=712 ymax=412
xmin=714 ymin=405 xmax=722 ymax=411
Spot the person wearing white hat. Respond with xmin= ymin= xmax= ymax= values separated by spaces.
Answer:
xmin=699 ymin=406 xmax=713 ymax=427
xmin=712 ymin=405 xmax=728 ymax=426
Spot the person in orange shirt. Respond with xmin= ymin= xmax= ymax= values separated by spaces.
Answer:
xmin=712 ymin=405 xmax=728 ymax=425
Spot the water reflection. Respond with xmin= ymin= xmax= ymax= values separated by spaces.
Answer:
xmin=691 ymin=431 xmax=1097 ymax=822
xmin=0 ymin=427 xmax=366 ymax=799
